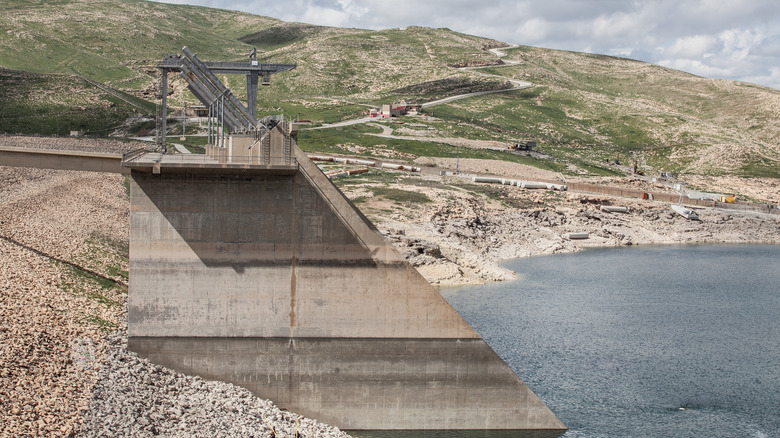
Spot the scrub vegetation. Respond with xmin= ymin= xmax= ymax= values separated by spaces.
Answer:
xmin=1 ymin=0 xmax=779 ymax=177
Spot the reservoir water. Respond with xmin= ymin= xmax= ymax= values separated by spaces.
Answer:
xmin=437 ymin=244 xmax=780 ymax=437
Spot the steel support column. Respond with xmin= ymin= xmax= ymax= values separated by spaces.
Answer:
xmin=247 ymin=71 xmax=259 ymax=120
xmin=160 ymin=69 xmax=168 ymax=154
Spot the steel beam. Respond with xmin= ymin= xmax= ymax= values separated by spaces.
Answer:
xmin=181 ymin=68 xmax=244 ymax=132
xmin=180 ymin=61 xmax=248 ymax=131
xmin=160 ymin=69 xmax=168 ymax=154
xmin=181 ymin=47 xmax=258 ymax=128
xmin=247 ymin=71 xmax=259 ymax=120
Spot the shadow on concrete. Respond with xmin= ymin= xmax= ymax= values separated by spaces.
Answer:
xmin=132 ymin=171 xmax=376 ymax=273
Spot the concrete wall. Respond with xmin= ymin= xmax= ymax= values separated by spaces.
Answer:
xmin=127 ymin=139 xmax=565 ymax=430
xmin=215 ymin=124 xmax=295 ymax=165
xmin=0 ymin=147 xmax=126 ymax=174
xmin=227 ymin=134 xmax=254 ymax=163
xmin=128 ymin=168 xmax=475 ymax=339
xmin=129 ymin=337 xmax=563 ymax=430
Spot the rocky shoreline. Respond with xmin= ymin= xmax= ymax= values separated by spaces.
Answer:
xmin=352 ymin=168 xmax=780 ymax=286
xmin=383 ymin=190 xmax=780 ymax=286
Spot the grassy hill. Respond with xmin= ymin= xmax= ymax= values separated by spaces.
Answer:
xmin=0 ymin=68 xmax=154 ymax=135
xmin=0 ymin=0 xmax=277 ymax=82
xmin=430 ymin=47 xmax=780 ymax=177
xmin=1 ymin=0 xmax=779 ymax=178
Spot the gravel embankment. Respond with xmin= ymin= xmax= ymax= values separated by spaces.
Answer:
xmin=1 ymin=164 xmax=128 ymax=436
xmin=81 ymin=333 xmax=349 ymax=438
xmin=0 ymin=135 xmax=148 ymax=154
xmin=0 ymin=138 xmax=350 ymax=437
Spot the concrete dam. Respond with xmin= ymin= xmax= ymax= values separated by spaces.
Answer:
xmin=1 ymin=133 xmax=565 ymax=430
xmin=118 ymin=123 xmax=564 ymax=430
xmin=0 ymin=47 xmax=566 ymax=432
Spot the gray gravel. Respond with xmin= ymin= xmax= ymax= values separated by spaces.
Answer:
xmin=80 ymin=333 xmax=350 ymax=438
xmin=1 ymin=138 xmax=351 ymax=437
xmin=0 ymin=134 xmax=148 ymax=154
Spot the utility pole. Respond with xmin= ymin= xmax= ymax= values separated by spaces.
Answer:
xmin=182 ymin=102 xmax=186 ymax=137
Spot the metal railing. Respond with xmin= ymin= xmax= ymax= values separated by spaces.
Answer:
xmin=121 ymin=148 xmax=148 ymax=163
xmin=159 ymin=151 xmax=298 ymax=167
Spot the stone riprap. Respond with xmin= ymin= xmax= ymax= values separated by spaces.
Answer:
xmin=0 ymin=154 xmax=349 ymax=437
xmin=0 ymin=135 xmax=147 ymax=154
xmin=81 ymin=333 xmax=350 ymax=438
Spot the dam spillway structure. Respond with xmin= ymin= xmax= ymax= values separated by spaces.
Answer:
xmin=52 ymin=47 xmax=563 ymax=431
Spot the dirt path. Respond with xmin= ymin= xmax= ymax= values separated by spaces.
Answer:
xmin=309 ymin=45 xmax=532 ymax=128
xmin=487 ymin=45 xmax=523 ymax=64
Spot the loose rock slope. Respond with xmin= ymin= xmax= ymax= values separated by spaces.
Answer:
xmin=0 ymin=165 xmax=128 ymax=436
xmin=81 ymin=334 xmax=348 ymax=438
xmin=0 ymin=137 xmax=349 ymax=437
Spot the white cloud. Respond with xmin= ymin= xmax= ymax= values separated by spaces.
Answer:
xmin=743 ymin=66 xmax=780 ymax=90
xmin=750 ymin=35 xmax=780 ymax=57
xmin=298 ymin=5 xmax=351 ymax=27
xmin=658 ymin=58 xmax=734 ymax=78
xmin=590 ymin=12 xmax=640 ymax=40
xmin=609 ymin=47 xmax=635 ymax=57
xmin=517 ymin=18 xmax=552 ymax=42
xmin=719 ymin=28 xmax=763 ymax=61
xmin=147 ymin=0 xmax=780 ymax=90
xmin=664 ymin=35 xmax=717 ymax=59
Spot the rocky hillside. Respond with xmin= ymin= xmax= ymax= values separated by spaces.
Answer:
xmin=434 ymin=47 xmax=780 ymax=177
xmin=1 ymin=0 xmax=779 ymax=177
xmin=0 ymin=68 xmax=153 ymax=135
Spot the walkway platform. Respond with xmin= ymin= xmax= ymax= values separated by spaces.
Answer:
xmin=0 ymin=146 xmax=126 ymax=174
xmin=122 ymin=151 xmax=298 ymax=175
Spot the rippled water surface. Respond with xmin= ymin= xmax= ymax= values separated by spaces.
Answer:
xmin=438 ymin=244 xmax=780 ymax=438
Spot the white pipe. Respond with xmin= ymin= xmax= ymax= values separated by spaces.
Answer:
xmin=472 ymin=177 xmax=502 ymax=184
xmin=600 ymin=205 xmax=628 ymax=213
xmin=345 ymin=158 xmax=377 ymax=166
xmin=381 ymin=163 xmax=421 ymax=172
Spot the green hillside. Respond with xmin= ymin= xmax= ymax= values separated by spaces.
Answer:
xmin=0 ymin=0 xmax=277 ymax=82
xmin=0 ymin=68 xmax=154 ymax=135
xmin=1 ymin=0 xmax=779 ymax=177
xmin=429 ymin=47 xmax=780 ymax=177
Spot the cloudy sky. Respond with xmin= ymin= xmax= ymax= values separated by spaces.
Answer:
xmin=155 ymin=0 xmax=780 ymax=90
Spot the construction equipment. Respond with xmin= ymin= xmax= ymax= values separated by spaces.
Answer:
xmin=508 ymin=140 xmax=536 ymax=151
xmin=633 ymin=159 xmax=644 ymax=176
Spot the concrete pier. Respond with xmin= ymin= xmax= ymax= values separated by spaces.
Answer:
xmin=123 ymin=124 xmax=565 ymax=430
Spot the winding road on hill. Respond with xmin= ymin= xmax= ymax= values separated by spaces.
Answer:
xmin=310 ymin=44 xmax=531 ymax=130
xmin=423 ymin=45 xmax=530 ymax=107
